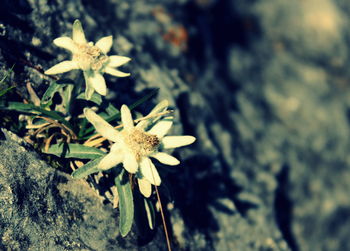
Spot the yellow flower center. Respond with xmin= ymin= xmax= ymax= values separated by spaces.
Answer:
xmin=122 ymin=129 xmax=160 ymax=161
xmin=73 ymin=43 xmax=109 ymax=71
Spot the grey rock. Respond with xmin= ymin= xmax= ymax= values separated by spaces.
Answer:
xmin=227 ymin=0 xmax=350 ymax=250
xmin=0 ymin=129 xmax=167 ymax=250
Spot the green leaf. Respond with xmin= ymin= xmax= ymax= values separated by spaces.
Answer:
xmin=129 ymin=88 xmax=159 ymax=111
xmin=105 ymin=102 xmax=119 ymax=116
xmin=115 ymin=169 xmax=134 ymax=237
xmin=98 ymin=102 xmax=120 ymax=120
xmin=46 ymin=143 xmax=106 ymax=159
xmin=0 ymin=101 xmax=74 ymax=130
xmin=77 ymin=117 xmax=89 ymax=138
xmin=3 ymin=102 xmax=33 ymax=111
xmin=63 ymin=84 xmax=74 ymax=114
xmin=76 ymin=92 xmax=102 ymax=105
xmin=41 ymin=81 xmax=66 ymax=105
xmin=0 ymin=64 xmax=14 ymax=84
xmin=8 ymin=102 xmax=73 ymax=130
xmin=71 ymin=157 xmax=103 ymax=179
xmin=0 ymin=86 xmax=15 ymax=97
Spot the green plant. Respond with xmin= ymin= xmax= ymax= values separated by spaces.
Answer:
xmin=0 ymin=20 xmax=196 ymax=250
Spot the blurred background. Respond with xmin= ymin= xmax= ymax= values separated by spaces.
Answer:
xmin=1 ymin=0 xmax=350 ymax=250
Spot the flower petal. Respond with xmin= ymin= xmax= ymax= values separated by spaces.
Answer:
xmin=161 ymin=136 xmax=196 ymax=149
xmin=108 ymin=56 xmax=131 ymax=67
xmin=85 ymin=85 xmax=94 ymax=100
xmin=72 ymin=20 xmax=87 ymax=44
xmin=151 ymin=152 xmax=180 ymax=166
xmin=104 ymin=67 xmax=130 ymax=77
xmin=83 ymin=108 xmax=119 ymax=142
xmin=149 ymin=100 xmax=169 ymax=114
xmin=121 ymin=105 xmax=134 ymax=130
xmin=83 ymin=72 xmax=95 ymax=100
xmin=98 ymin=145 xmax=123 ymax=170
xmin=140 ymin=157 xmax=161 ymax=186
xmin=136 ymin=100 xmax=169 ymax=129
xmin=123 ymin=152 xmax=138 ymax=173
xmin=88 ymin=72 xmax=107 ymax=96
xmin=147 ymin=117 xmax=173 ymax=138
xmin=53 ymin=37 xmax=78 ymax=52
xmin=138 ymin=178 xmax=152 ymax=198
xmin=45 ymin=61 xmax=79 ymax=75
xmin=95 ymin=36 xmax=113 ymax=54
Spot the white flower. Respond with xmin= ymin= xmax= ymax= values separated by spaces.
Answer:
xmin=45 ymin=20 xmax=131 ymax=100
xmin=84 ymin=100 xmax=196 ymax=197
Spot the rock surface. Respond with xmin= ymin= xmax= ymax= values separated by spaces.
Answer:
xmin=1 ymin=0 xmax=350 ymax=250
xmin=0 ymin=129 xmax=167 ymax=250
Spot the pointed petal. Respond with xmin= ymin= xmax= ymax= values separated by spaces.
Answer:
xmin=44 ymin=61 xmax=78 ymax=75
xmin=108 ymin=56 xmax=131 ymax=67
xmin=72 ymin=20 xmax=87 ymax=44
xmin=53 ymin=37 xmax=78 ymax=52
xmin=98 ymin=146 xmax=123 ymax=170
xmin=161 ymin=136 xmax=196 ymax=149
xmin=140 ymin=157 xmax=161 ymax=186
xmin=151 ymin=152 xmax=180 ymax=166
xmin=123 ymin=152 xmax=138 ymax=173
xmin=138 ymin=178 xmax=152 ymax=198
xmin=149 ymin=100 xmax=169 ymax=115
xmin=144 ymin=198 xmax=154 ymax=229
xmin=83 ymin=72 xmax=94 ymax=100
xmin=136 ymin=100 xmax=169 ymax=129
xmin=84 ymin=108 xmax=119 ymax=142
xmin=147 ymin=117 xmax=173 ymax=138
xmin=85 ymin=85 xmax=94 ymax=100
xmin=95 ymin=36 xmax=113 ymax=54
xmin=121 ymin=105 xmax=134 ymax=130
xmin=104 ymin=67 xmax=130 ymax=77
xmin=88 ymin=72 xmax=107 ymax=96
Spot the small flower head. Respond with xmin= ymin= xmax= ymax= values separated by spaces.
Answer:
xmin=45 ymin=20 xmax=131 ymax=100
xmin=84 ymin=100 xmax=196 ymax=197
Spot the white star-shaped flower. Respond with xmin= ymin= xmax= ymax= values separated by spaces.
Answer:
xmin=45 ymin=20 xmax=131 ymax=100
xmin=84 ymin=100 xmax=196 ymax=197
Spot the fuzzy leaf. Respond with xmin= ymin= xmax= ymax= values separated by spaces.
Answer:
xmin=105 ymin=102 xmax=119 ymax=116
xmin=0 ymin=102 xmax=74 ymax=130
xmin=41 ymin=82 xmax=65 ymax=105
xmin=63 ymin=84 xmax=74 ymax=114
xmin=46 ymin=143 xmax=105 ymax=159
xmin=71 ymin=157 xmax=103 ymax=179
xmin=76 ymin=92 xmax=102 ymax=105
xmin=41 ymin=79 xmax=74 ymax=105
xmin=115 ymin=169 xmax=134 ymax=237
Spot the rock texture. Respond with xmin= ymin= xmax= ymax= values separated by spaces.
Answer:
xmin=1 ymin=0 xmax=350 ymax=250
xmin=0 ymin=129 xmax=167 ymax=250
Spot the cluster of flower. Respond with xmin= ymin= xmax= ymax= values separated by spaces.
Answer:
xmin=45 ymin=20 xmax=195 ymax=198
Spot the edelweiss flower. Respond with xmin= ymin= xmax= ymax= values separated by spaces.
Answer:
xmin=84 ymin=100 xmax=196 ymax=197
xmin=45 ymin=20 xmax=131 ymax=100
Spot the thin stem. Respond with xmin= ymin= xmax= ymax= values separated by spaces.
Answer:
xmin=154 ymin=185 xmax=172 ymax=251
